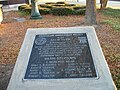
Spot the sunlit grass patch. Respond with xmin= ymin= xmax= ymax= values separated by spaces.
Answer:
xmin=102 ymin=19 xmax=120 ymax=31
xmin=99 ymin=8 xmax=120 ymax=31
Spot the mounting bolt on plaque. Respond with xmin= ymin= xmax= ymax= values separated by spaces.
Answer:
xmin=30 ymin=0 xmax=42 ymax=19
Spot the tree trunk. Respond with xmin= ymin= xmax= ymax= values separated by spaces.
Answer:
xmin=100 ymin=0 xmax=108 ymax=9
xmin=85 ymin=0 xmax=97 ymax=25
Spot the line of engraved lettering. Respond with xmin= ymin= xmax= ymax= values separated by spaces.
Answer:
xmin=57 ymin=60 xmax=64 ymax=63
xmin=49 ymin=61 xmax=58 ymax=63
xmin=42 ymin=64 xmax=56 ymax=67
xmin=70 ymin=74 xmax=79 ymax=77
xmin=40 ymin=55 xmax=54 ymax=57
xmin=42 ymin=69 xmax=52 ymax=72
xmin=42 ymin=66 xmax=55 ymax=69
xmin=40 ymin=51 xmax=82 ymax=55
xmin=65 ymin=60 xmax=75 ymax=63
xmin=43 ymin=71 xmax=55 ymax=74
xmin=30 ymin=69 xmax=38 ymax=72
xmin=44 ymin=57 xmax=56 ymax=60
xmin=30 ymin=64 xmax=39 ymax=67
xmin=29 ymin=71 xmax=38 ymax=74
xmin=28 ymin=75 xmax=39 ymax=78
xmin=43 ymin=74 xmax=55 ymax=78
xmin=30 ymin=66 xmax=39 ymax=69
xmin=67 ymin=63 xmax=76 ymax=66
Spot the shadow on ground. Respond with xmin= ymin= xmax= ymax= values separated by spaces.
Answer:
xmin=0 ymin=64 xmax=14 ymax=90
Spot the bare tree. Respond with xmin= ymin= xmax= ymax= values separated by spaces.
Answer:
xmin=85 ymin=0 xmax=97 ymax=25
xmin=100 ymin=0 xmax=108 ymax=9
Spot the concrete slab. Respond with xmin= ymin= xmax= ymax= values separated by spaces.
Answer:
xmin=13 ymin=17 xmax=26 ymax=22
xmin=7 ymin=27 xmax=117 ymax=90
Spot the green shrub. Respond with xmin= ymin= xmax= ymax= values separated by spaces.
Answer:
xmin=18 ymin=4 xmax=86 ymax=16
xmin=19 ymin=11 xmax=30 ymax=16
xmin=38 ymin=7 xmax=50 ymax=15
xmin=53 ymin=4 xmax=65 ymax=7
xmin=39 ymin=4 xmax=53 ymax=9
xmin=80 ymin=6 xmax=86 ymax=9
xmin=23 ymin=7 xmax=31 ymax=14
xmin=65 ymin=4 xmax=76 ymax=6
xmin=73 ymin=6 xmax=86 ymax=10
xmin=44 ymin=5 xmax=53 ymax=9
xmin=51 ymin=7 xmax=73 ymax=16
xmin=18 ymin=5 xmax=30 ymax=11
xmin=72 ymin=9 xmax=86 ymax=15
xmin=56 ymin=1 xmax=67 ymax=4
xmin=45 ymin=2 xmax=56 ymax=4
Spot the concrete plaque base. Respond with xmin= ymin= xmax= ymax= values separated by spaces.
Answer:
xmin=7 ymin=27 xmax=117 ymax=90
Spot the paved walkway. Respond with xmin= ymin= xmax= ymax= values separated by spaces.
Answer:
xmin=68 ymin=0 xmax=120 ymax=9
xmin=2 ymin=3 xmax=26 ymax=12
xmin=107 ymin=1 xmax=120 ymax=9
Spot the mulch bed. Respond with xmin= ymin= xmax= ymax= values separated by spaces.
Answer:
xmin=0 ymin=11 xmax=120 ymax=90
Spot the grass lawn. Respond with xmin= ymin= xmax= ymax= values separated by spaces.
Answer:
xmin=0 ymin=8 xmax=120 ymax=90
xmin=99 ymin=8 xmax=120 ymax=31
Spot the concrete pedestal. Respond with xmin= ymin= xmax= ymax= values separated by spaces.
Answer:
xmin=7 ymin=27 xmax=117 ymax=90
xmin=30 ymin=1 xmax=42 ymax=19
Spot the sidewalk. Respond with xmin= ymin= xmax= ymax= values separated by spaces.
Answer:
xmin=2 ymin=1 xmax=120 ymax=12
xmin=2 ymin=3 xmax=26 ymax=12
xmin=107 ymin=1 xmax=120 ymax=9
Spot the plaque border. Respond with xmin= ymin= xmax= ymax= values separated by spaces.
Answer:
xmin=24 ymin=33 xmax=99 ymax=80
xmin=22 ymin=31 xmax=100 ymax=80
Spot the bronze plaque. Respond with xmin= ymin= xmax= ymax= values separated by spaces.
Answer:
xmin=24 ymin=33 xmax=97 ymax=79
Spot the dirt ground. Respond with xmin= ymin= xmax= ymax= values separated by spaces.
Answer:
xmin=0 ymin=11 xmax=120 ymax=90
